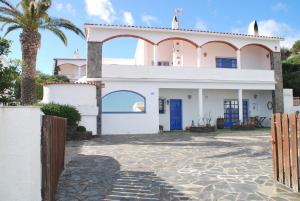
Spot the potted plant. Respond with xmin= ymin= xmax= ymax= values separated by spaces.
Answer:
xmin=216 ymin=117 xmax=224 ymax=129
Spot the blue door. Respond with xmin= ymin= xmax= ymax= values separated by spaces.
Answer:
xmin=170 ymin=99 xmax=182 ymax=130
xmin=224 ymin=100 xmax=249 ymax=128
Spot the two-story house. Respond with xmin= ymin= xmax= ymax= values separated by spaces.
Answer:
xmin=53 ymin=17 xmax=283 ymax=135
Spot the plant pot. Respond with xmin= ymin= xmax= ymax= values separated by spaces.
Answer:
xmin=216 ymin=118 xmax=224 ymax=129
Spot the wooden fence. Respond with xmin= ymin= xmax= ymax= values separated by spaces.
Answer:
xmin=41 ymin=115 xmax=67 ymax=201
xmin=271 ymin=113 xmax=299 ymax=192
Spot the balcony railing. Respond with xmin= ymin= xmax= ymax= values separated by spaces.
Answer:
xmin=102 ymin=64 xmax=275 ymax=84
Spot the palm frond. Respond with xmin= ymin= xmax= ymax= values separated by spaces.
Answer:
xmin=3 ymin=24 xmax=21 ymax=36
xmin=0 ymin=6 xmax=22 ymax=18
xmin=0 ymin=15 xmax=17 ymax=24
xmin=47 ymin=18 xmax=85 ymax=38
xmin=0 ymin=0 xmax=16 ymax=10
xmin=42 ymin=26 xmax=68 ymax=45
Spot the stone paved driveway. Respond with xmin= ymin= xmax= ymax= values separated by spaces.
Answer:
xmin=55 ymin=130 xmax=300 ymax=201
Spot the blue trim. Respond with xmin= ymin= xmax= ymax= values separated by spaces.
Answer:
xmin=170 ymin=99 xmax=183 ymax=130
xmin=102 ymin=90 xmax=146 ymax=114
xmin=216 ymin=57 xmax=237 ymax=69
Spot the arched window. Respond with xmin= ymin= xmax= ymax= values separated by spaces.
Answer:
xmin=102 ymin=90 xmax=146 ymax=113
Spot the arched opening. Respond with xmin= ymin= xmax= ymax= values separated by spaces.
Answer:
xmin=200 ymin=41 xmax=238 ymax=68
xmin=240 ymin=44 xmax=271 ymax=70
xmin=102 ymin=35 xmax=155 ymax=66
xmin=102 ymin=90 xmax=146 ymax=113
xmin=156 ymin=38 xmax=198 ymax=67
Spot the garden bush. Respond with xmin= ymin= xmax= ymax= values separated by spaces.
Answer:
xmin=77 ymin=126 xmax=87 ymax=132
xmin=40 ymin=103 xmax=81 ymax=125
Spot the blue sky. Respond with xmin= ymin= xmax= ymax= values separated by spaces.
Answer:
xmin=3 ymin=0 xmax=300 ymax=74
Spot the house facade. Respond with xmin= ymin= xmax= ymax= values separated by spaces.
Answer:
xmin=52 ymin=17 xmax=283 ymax=135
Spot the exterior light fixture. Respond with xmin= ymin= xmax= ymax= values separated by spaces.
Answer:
xmin=203 ymin=52 xmax=207 ymax=57
xmin=254 ymin=94 xmax=258 ymax=99
xmin=188 ymin=95 xmax=192 ymax=99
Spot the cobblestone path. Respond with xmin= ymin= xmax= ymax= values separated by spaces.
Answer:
xmin=55 ymin=130 xmax=300 ymax=201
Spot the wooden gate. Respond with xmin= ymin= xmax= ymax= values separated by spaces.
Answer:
xmin=41 ymin=115 xmax=67 ymax=201
xmin=271 ymin=113 xmax=299 ymax=192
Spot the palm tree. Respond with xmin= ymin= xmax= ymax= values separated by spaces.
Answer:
xmin=0 ymin=0 xmax=84 ymax=105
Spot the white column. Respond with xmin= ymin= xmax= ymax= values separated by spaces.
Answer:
xmin=198 ymin=88 xmax=204 ymax=119
xmin=236 ymin=49 xmax=241 ymax=69
xmin=238 ymin=89 xmax=243 ymax=123
xmin=153 ymin=44 xmax=158 ymax=66
xmin=197 ymin=47 xmax=202 ymax=67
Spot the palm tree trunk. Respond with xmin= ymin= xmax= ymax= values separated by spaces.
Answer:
xmin=20 ymin=29 xmax=41 ymax=105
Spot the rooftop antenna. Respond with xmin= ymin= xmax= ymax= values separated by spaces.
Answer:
xmin=172 ymin=8 xmax=182 ymax=29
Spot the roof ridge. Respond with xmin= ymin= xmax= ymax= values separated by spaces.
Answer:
xmin=84 ymin=23 xmax=283 ymax=40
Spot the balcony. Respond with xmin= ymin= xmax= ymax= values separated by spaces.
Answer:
xmin=102 ymin=65 xmax=275 ymax=89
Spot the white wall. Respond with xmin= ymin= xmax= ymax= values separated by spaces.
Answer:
xmin=102 ymin=81 xmax=159 ymax=135
xmin=0 ymin=107 xmax=42 ymax=201
xmin=284 ymin=89 xmax=300 ymax=113
xmin=159 ymin=89 xmax=199 ymax=131
xmin=203 ymin=89 xmax=272 ymax=127
xmin=241 ymin=45 xmax=271 ymax=69
xmin=42 ymin=84 xmax=98 ymax=134
xmin=201 ymin=43 xmax=236 ymax=68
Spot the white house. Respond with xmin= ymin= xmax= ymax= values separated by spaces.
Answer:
xmin=47 ymin=16 xmax=284 ymax=135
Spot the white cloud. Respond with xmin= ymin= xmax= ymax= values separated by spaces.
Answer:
xmin=232 ymin=19 xmax=300 ymax=48
xmin=122 ymin=11 xmax=134 ymax=26
xmin=55 ymin=3 xmax=63 ymax=11
xmin=195 ymin=19 xmax=207 ymax=30
xmin=55 ymin=2 xmax=76 ymax=16
xmin=85 ymin=0 xmax=116 ymax=23
xmin=272 ymin=2 xmax=288 ymax=12
xmin=142 ymin=15 xmax=157 ymax=26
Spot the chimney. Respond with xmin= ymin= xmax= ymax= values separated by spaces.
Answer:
xmin=73 ymin=49 xmax=80 ymax=59
xmin=172 ymin=8 xmax=182 ymax=30
xmin=248 ymin=20 xmax=259 ymax=36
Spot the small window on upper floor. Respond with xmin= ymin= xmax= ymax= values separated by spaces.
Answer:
xmin=216 ymin=58 xmax=237 ymax=69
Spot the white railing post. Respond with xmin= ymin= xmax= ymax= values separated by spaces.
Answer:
xmin=237 ymin=49 xmax=241 ymax=69
xmin=198 ymin=88 xmax=204 ymax=120
xmin=153 ymin=44 xmax=158 ymax=66
xmin=238 ymin=89 xmax=243 ymax=123
xmin=197 ymin=47 xmax=202 ymax=68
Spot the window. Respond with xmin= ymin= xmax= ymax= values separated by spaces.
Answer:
xmin=216 ymin=58 xmax=237 ymax=68
xmin=157 ymin=61 xmax=170 ymax=66
xmin=159 ymin=99 xmax=166 ymax=114
xmin=102 ymin=90 xmax=145 ymax=113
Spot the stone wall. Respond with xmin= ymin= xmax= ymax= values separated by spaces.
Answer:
xmin=271 ymin=52 xmax=284 ymax=113
xmin=87 ymin=42 xmax=103 ymax=135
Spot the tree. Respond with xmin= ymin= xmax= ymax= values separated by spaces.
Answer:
xmin=287 ymin=55 xmax=300 ymax=64
xmin=281 ymin=47 xmax=291 ymax=61
xmin=35 ymin=71 xmax=69 ymax=100
xmin=291 ymin=40 xmax=300 ymax=55
xmin=282 ymin=62 xmax=300 ymax=96
xmin=0 ymin=37 xmax=20 ymax=104
xmin=0 ymin=0 xmax=84 ymax=105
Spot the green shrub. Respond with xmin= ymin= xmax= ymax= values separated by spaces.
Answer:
xmin=77 ymin=126 xmax=87 ymax=132
xmin=40 ymin=103 xmax=81 ymax=125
